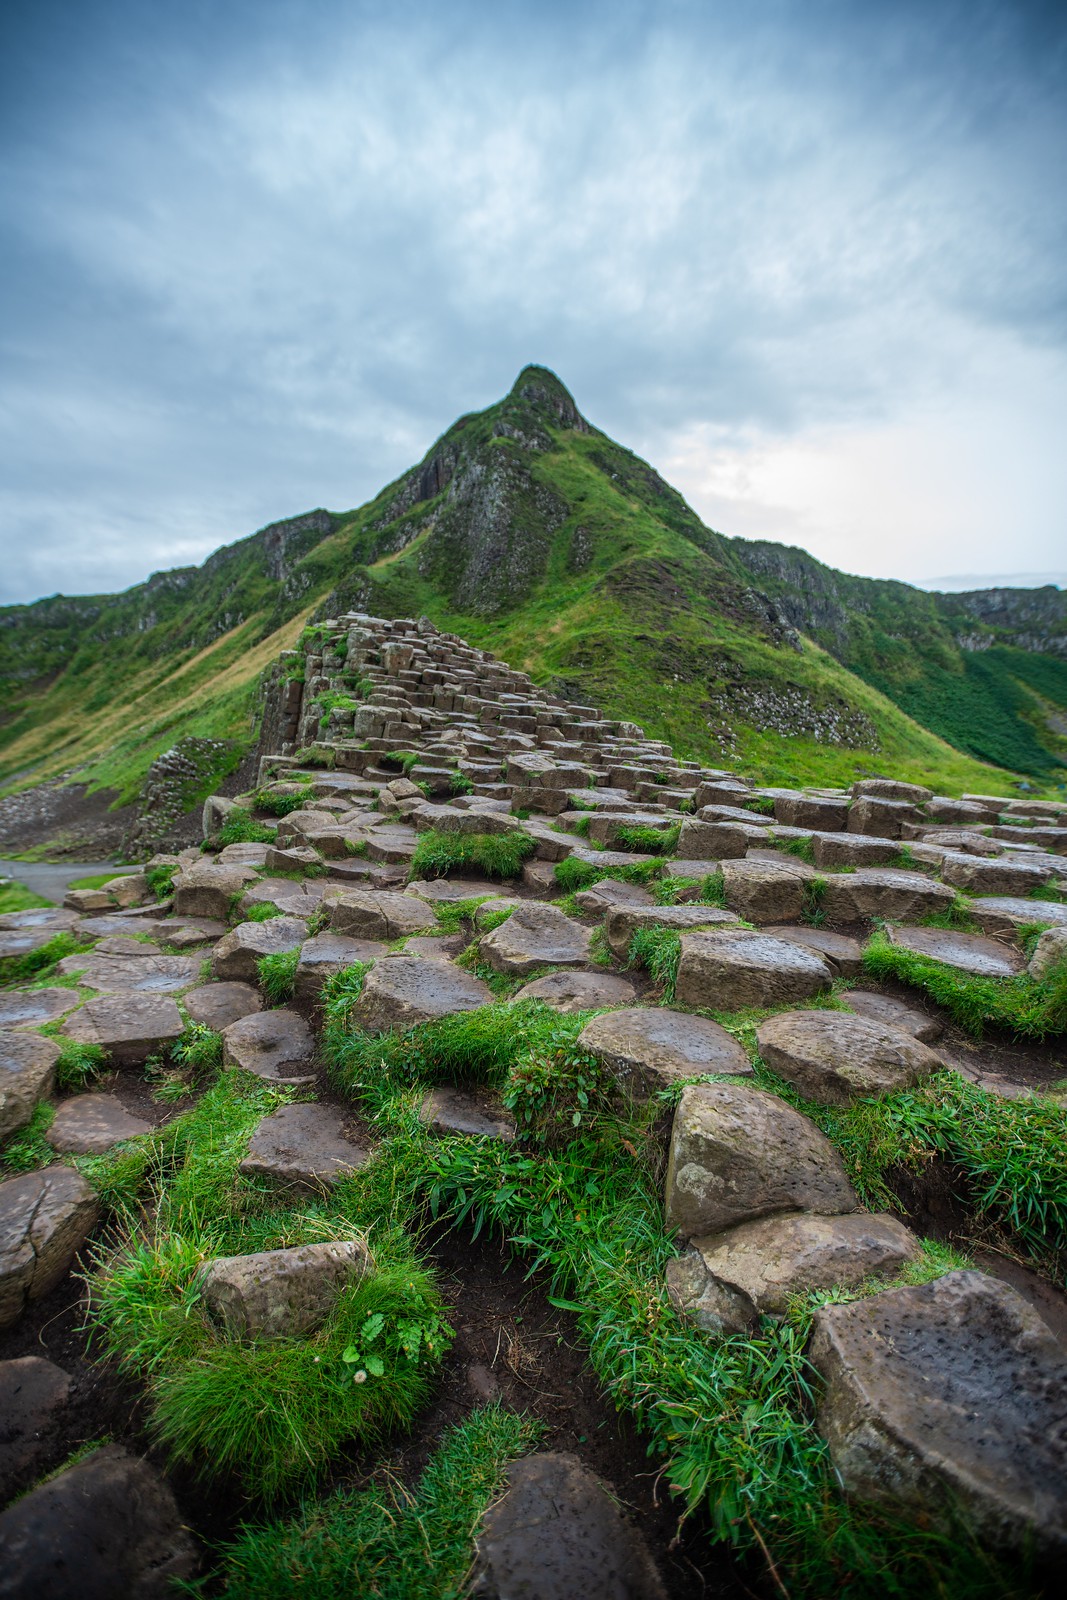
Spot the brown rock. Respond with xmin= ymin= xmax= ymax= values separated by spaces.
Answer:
xmin=885 ymin=924 xmax=1022 ymax=977
xmin=172 ymin=861 xmax=259 ymax=919
xmin=603 ymin=903 xmax=737 ymax=959
xmin=199 ymin=1239 xmax=370 ymax=1340
xmin=819 ymin=868 xmax=955 ymax=924
xmin=757 ymin=1010 xmax=941 ymax=1106
xmin=1 ymin=1032 xmax=59 ymax=1142
xmin=840 ymin=990 xmax=943 ymax=1042
xmin=355 ymin=957 xmax=491 ymax=1032
xmin=239 ymin=1102 xmax=369 ymax=1190
xmin=326 ymin=888 xmax=438 ymax=940
xmin=0 ymin=1356 xmax=72 ymax=1501
xmin=184 ymin=980 xmax=263 ymax=1031
xmin=222 ymin=1007 xmax=317 ymax=1085
xmin=720 ymin=857 xmax=814 ymax=923
xmin=418 ymin=1086 xmax=516 ymax=1140
xmin=479 ymin=903 xmax=592 ymax=975
xmin=61 ymin=993 xmax=184 ymax=1067
xmin=45 ymin=1095 xmax=153 ymax=1154
xmin=762 ymin=925 xmax=864 ymax=977
xmin=0 ymin=1167 xmax=99 ymax=1330
xmin=210 ymin=915 xmax=308 ymax=984
xmin=0 ymin=988 xmax=77 ymax=1029
xmin=675 ymin=929 xmax=833 ymax=1011
xmin=578 ymin=1007 xmax=751 ymax=1101
xmin=510 ymin=970 xmax=638 ymax=1011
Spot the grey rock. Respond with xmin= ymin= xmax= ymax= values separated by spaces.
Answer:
xmin=419 ymin=1086 xmax=517 ymax=1140
xmin=0 ymin=1167 xmax=99 ymax=1330
xmin=326 ymin=888 xmax=438 ymax=940
xmin=720 ymin=857 xmax=814 ymax=924
xmin=293 ymin=932 xmax=387 ymax=1005
xmin=46 ymin=1094 xmax=153 ymax=1154
xmin=940 ymin=852 xmax=1055 ymax=897
xmin=210 ymin=915 xmax=308 ymax=984
xmin=0 ymin=1356 xmax=72 ymax=1501
xmin=812 ymin=833 xmax=901 ymax=869
xmin=1 ymin=1032 xmax=59 ymax=1142
xmin=574 ymin=878 xmax=655 ymax=915
xmin=840 ymin=990 xmax=943 ymax=1042
xmin=675 ymin=929 xmax=833 ymax=1011
xmin=239 ymin=1102 xmax=370 ymax=1190
xmin=578 ymin=1007 xmax=752 ymax=1101
xmin=58 ymin=951 xmax=201 ymax=994
xmin=61 ymin=993 xmax=184 ymax=1067
xmin=603 ymin=902 xmax=738 ymax=959
xmin=810 ymin=1270 xmax=1067 ymax=1557
xmin=885 ymin=923 xmax=1023 ymax=977
xmin=1029 ymin=926 xmax=1067 ymax=981
xmin=479 ymin=902 xmax=592 ymax=975
xmin=511 ymin=970 xmax=638 ymax=1011
xmin=969 ymin=896 xmax=1067 ymax=936
xmin=762 ymin=924 xmax=864 ymax=977
xmin=222 ymin=1007 xmax=317 ymax=1085
xmin=199 ymin=1239 xmax=370 ymax=1339
xmin=757 ymin=1010 xmax=941 ymax=1106
xmin=665 ymin=1081 xmax=856 ymax=1239
xmin=172 ymin=861 xmax=258 ymax=920
xmin=404 ymin=877 xmax=500 ymax=903
xmin=0 ymin=987 xmax=78 ymax=1029
xmin=0 ymin=1442 xmax=197 ymax=1599
xmin=819 ymin=868 xmax=955 ymax=925
xmin=356 ymin=956 xmax=491 ymax=1032
xmin=184 ymin=980 xmax=263 ymax=1031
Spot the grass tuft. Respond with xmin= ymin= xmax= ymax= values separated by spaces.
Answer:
xmin=257 ymin=948 xmax=300 ymax=1005
xmin=409 ymin=830 xmax=535 ymax=882
xmin=627 ymin=926 xmax=681 ymax=1002
xmin=863 ymin=929 xmax=1067 ymax=1039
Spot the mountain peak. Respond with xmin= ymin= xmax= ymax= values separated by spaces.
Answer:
xmin=507 ymin=364 xmax=586 ymax=430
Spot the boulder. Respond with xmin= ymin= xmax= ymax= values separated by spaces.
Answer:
xmin=510 ymin=970 xmax=638 ymax=1012
xmin=847 ymin=797 xmax=921 ymax=838
xmin=326 ymin=889 xmax=437 ymax=941
xmin=184 ymin=980 xmax=263 ymax=1031
xmin=0 ymin=1442 xmax=197 ymax=1599
xmin=578 ymin=1007 xmax=751 ymax=1101
xmin=355 ymin=956 xmax=492 ymax=1032
xmin=0 ymin=1355 xmax=72 ymax=1501
xmin=840 ymin=989 xmax=943 ymax=1042
xmin=852 ymin=779 xmax=933 ymax=804
xmin=773 ymin=793 xmax=849 ymax=831
xmin=45 ymin=1095 xmax=153 ymax=1154
xmin=574 ymin=878 xmax=655 ymax=915
xmin=757 ymin=1010 xmax=941 ymax=1106
xmin=172 ymin=861 xmax=259 ymax=919
xmin=222 ymin=1008 xmax=317 ymax=1085
xmin=198 ymin=1239 xmax=370 ymax=1340
xmin=293 ymin=932 xmax=387 ymax=1005
xmin=762 ymin=925 xmax=864 ymax=977
xmin=885 ymin=924 xmax=1023 ymax=978
xmin=404 ymin=877 xmax=500 ymax=904
xmin=60 ymin=993 xmax=184 ymax=1067
xmin=1029 ymin=926 xmax=1067 ymax=981
xmin=603 ymin=903 xmax=737 ymax=959
xmin=210 ymin=916 xmax=308 ymax=984
xmin=819 ymin=868 xmax=955 ymax=924
xmin=720 ymin=857 xmax=815 ymax=924
xmin=0 ymin=1167 xmax=99 ymax=1330
xmin=239 ymin=1102 xmax=370 ymax=1190
xmin=1 ymin=1032 xmax=59 ymax=1142
xmin=675 ymin=929 xmax=833 ymax=1012
xmin=418 ymin=1086 xmax=517 ymax=1140
xmin=810 ymin=1270 xmax=1067 ymax=1557
xmin=0 ymin=988 xmax=78 ymax=1029
xmin=812 ymin=834 xmax=901 ymax=869
xmin=239 ymin=876 xmax=323 ymax=918
xmin=472 ymin=1452 xmax=666 ymax=1600
xmin=969 ymin=896 xmax=1067 ymax=936
xmin=664 ymin=1082 xmax=856 ymax=1239
xmin=668 ymin=1212 xmax=919 ymax=1335
xmin=939 ymin=852 xmax=1055 ymax=897
xmin=677 ymin=818 xmax=763 ymax=859
xmin=478 ymin=903 xmax=592 ymax=975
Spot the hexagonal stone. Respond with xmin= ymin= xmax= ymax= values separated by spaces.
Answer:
xmin=239 ymin=876 xmax=323 ymax=918
xmin=404 ymin=878 xmax=500 ymax=904
xmin=418 ymin=1086 xmax=516 ymax=1140
xmin=1 ymin=1032 xmax=59 ymax=1142
xmin=61 ymin=993 xmax=184 ymax=1067
xmin=578 ymin=1007 xmax=751 ymax=1101
xmin=239 ymin=1102 xmax=370 ymax=1190
xmin=819 ymin=868 xmax=955 ymax=925
xmin=665 ymin=1081 xmax=856 ymax=1239
xmin=293 ymin=933 xmax=387 ymax=1006
xmin=473 ymin=1452 xmax=666 ymax=1600
xmin=762 ymin=925 xmax=864 ymax=977
xmin=0 ymin=987 xmax=78 ymax=1029
xmin=677 ymin=818 xmax=762 ymax=859
xmin=812 ymin=834 xmax=901 ymax=869
xmin=210 ymin=916 xmax=308 ymax=984
xmin=479 ymin=904 xmax=592 ymax=975
xmin=327 ymin=888 xmax=438 ymax=940
xmin=810 ymin=1270 xmax=1067 ymax=1557
xmin=355 ymin=957 xmax=492 ymax=1032
xmin=172 ymin=861 xmax=259 ymax=919
xmin=45 ymin=1095 xmax=153 ymax=1154
xmin=0 ymin=1167 xmax=99 ymax=1330
xmin=0 ymin=907 xmax=81 ymax=935
xmin=720 ymin=858 xmax=815 ymax=924
xmin=603 ymin=903 xmax=738 ymax=959
xmin=0 ymin=1356 xmax=72 ymax=1501
xmin=668 ymin=1212 xmax=919 ymax=1335
xmin=774 ymin=793 xmax=849 ymax=831
xmin=0 ymin=1442 xmax=197 ymax=1599
xmin=939 ymin=852 xmax=1055 ymax=897
xmin=56 ymin=950 xmax=201 ymax=994
xmin=675 ymin=929 xmax=833 ymax=1011
xmin=840 ymin=990 xmax=943 ymax=1042
xmin=222 ymin=1008 xmax=317 ymax=1085
xmin=199 ymin=1239 xmax=370 ymax=1340
xmin=757 ymin=1010 xmax=941 ymax=1106
xmin=184 ymin=980 xmax=263 ymax=1031
xmin=885 ymin=924 xmax=1023 ymax=977
xmin=847 ymin=796 xmax=921 ymax=837
xmin=510 ymin=970 xmax=638 ymax=1012
xmin=969 ymin=897 xmax=1067 ymax=936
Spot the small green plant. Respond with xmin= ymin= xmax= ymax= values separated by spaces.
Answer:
xmin=431 ymin=896 xmax=496 ymax=935
xmin=244 ymin=901 xmax=285 ymax=923
xmin=448 ymin=771 xmax=475 ymax=797
xmin=212 ymin=809 xmax=277 ymax=848
xmin=409 ymin=830 xmax=536 ymax=882
xmin=627 ymin=926 xmax=681 ymax=1001
xmin=553 ymin=855 xmax=662 ymax=893
xmin=801 ymin=876 xmax=827 ymax=927
xmin=780 ymin=836 xmax=816 ymax=866
xmin=55 ymin=1039 xmax=107 ymax=1091
xmin=258 ymin=948 xmax=300 ymax=1005
xmin=253 ymin=783 xmax=315 ymax=817
xmin=614 ymin=822 xmax=681 ymax=856
xmin=172 ymin=1024 xmax=224 ymax=1075
xmin=1 ymin=1101 xmax=56 ymax=1173
xmin=0 ymin=931 xmax=92 ymax=988
xmin=145 ymin=863 xmax=178 ymax=900
xmin=503 ymin=1039 xmax=616 ymax=1139
xmin=920 ymin=893 xmax=980 ymax=932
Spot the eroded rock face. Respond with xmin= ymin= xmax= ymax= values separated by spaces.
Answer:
xmin=293 ymin=933 xmax=387 ymax=1006
xmin=355 ymin=956 xmax=492 ymax=1032
xmin=184 ymin=980 xmax=263 ymax=1031
xmin=472 ymin=1452 xmax=666 ymax=1600
xmin=664 ymin=1082 xmax=856 ymax=1239
xmin=810 ymin=1271 xmax=1067 ymax=1557
xmin=720 ymin=858 xmax=815 ymax=924
xmin=762 ymin=925 xmax=864 ymax=977
xmin=757 ymin=1011 xmax=942 ymax=1106
xmin=884 ymin=924 xmax=1023 ymax=978
xmin=60 ymin=994 xmax=184 ymax=1067
xmin=0 ymin=1031 xmax=59 ymax=1142
xmin=510 ymin=970 xmax=638 ymax=1012
xmin=199 ymin=1239 xmax=370 ymax=1339
xmin=940 ymin=852 xmax=1054 ymax=897
xmin=478 ymin=903 xmax=592 ymax=975
xmin=819 ymin=868 xmax=955 ymax=924
xmin=1029 ymin=926 xmax=1067 ymax=981
xmin=578 ymin=1007 xmax=751 ymax=1101
xmin=222 ymin=1007 xmax=317 ymax=1085
xmin=239 ymin=1102 xmax=370 ymax=1190
xmin=210 ymin=916 xmax=308 ymax=983
xmin=0 ymin=1167 xmax=99 ymax=1330
xmin=173 ymin=861 xmax=259 ymax=920
xmin=0 ymin=1442 xmax=197 ymax=1599
xmin=675 ymin=930 xmax=833 ymax=1012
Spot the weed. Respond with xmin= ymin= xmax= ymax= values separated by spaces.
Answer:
xmin=258 ymin=948 xmax=300 ymax=1005
xmin=919 ymin=894 xmax=980 ymax=933
xmin=1 ymin=1102 xmax=56 ymax=1173
xmin=627 ymin=926 xmax=681 ymax=1001
xmin=173 ymin=1023 xmax=224 ymax=1076
xmin=253 ymin=784 xmax=315 ymax=817
xmin=448 ymin=771 xmax=474 ymax=797
xmin=431 ymin=896 xmax=495 ymax=935
xmin=212 ymin=809 xmax=277 ymax=848
xmin=409 ymin=830 xmax=536 ymax=882
xmin=244 ymin=901 xmax=285 ymax=923
xmin=553 ymin=855 xmax=662 ymax=893
xmin=55 ymin=1039 xmax=107 ymax=1091
xmin=801 ymin=876 xmax=827 ymax=927
xmin=780 ymin=836 xmax=816 ymax=865
xmin=145 ymin=863 xmax=178 ymax=900
xmin=0 ymin=931 xmax=93 ymax=989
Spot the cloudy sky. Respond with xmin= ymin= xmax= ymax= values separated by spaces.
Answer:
xmin=2 ymin=0 xmax=1065 ymax=605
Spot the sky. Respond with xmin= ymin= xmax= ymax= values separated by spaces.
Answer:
xmin=1 ymin=0 xmax=1065 ymax=605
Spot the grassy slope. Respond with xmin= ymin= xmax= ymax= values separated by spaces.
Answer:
xmin=1 ymin=368 xmax=1060 ymax=804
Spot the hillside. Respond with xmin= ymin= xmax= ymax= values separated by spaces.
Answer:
xmin=0 ymin=366 xmax=1064 ymax=849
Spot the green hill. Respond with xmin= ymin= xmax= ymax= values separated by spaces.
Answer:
xmin=1 ymin=366 xmax=1064 ymax=826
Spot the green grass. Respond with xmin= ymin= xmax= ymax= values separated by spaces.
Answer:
xmin=0 ymin=1101 xmax=56 ymax=1172
xmin=408 ymin=829 xmax=536 ymax=881
xmin=253 ymin=784 xmax=315 ymax=816
xmin=257 ymin=947 xmax=300 ymax=1005
xmin=863 ymin=929 xmax=1067 ymax=1039
xmin=614 ymin=821 xmax=681 ymax=855
xmin=0 ymin=878 xmax=54 ymax=914
xmin=801 ymin=876 xmax=828 ymax=927
xmin=146 ymin=863 xmax=178 ymax=900
xmin=202 ymin=1406 xmax=543 ymax=1599
xmin=627 ymin=926 xmax=681 ymax=1002
xmin=553 ymin=854 xmax=663 ymax=892
xmin=54 ymin=1039 xmax=107 ymax=1091
xmin=66 ymin=871 xmax=121 ymax=891
xmin=430 ymin=895 xmax=495 ymax=934
xmin=211 ymin=809 xmax=278 ymax=848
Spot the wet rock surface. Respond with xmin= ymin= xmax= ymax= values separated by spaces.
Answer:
xmin=45 ymin=1094 xmax=154 ymax=1154
xmin=885 ymin=923 xmax=1023 ymax=977
xmin=60 ymin=993 xmax=184 ymax=1066
xmin=355 ymin=956 xmax=492 ymax=1031
xmin=579 ymin=1007 xmax=752 ymax=1100
xmin=675 ymin=928 xmax=833 ymax=1010
xmin=757 ymin=1010 xmax=942 ymax=1105
xmin=0 ymin=1167 xmax=99 ymax=1330
xmin=478 ymin=902 xmax=592 ymax=975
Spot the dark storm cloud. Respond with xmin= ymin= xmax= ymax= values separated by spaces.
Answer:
xmin=1 ymin=0 xmax=1065 ymax=601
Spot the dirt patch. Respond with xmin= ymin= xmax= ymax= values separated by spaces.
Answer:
xmin=0 ymin=778 xmax=132 ymax=860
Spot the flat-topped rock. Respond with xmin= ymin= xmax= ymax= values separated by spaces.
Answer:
xmin=968 ymin=896 xmax=1067 ymax=936
xmin=159 ymin=917 xmax=228 ymax=949
xmin=603 ymin=903 xmax=738 ymax=959
xmin=840 ymin=990 xmax=943 ymax=1042
xmin=578 ymin=1008 xmax=751 ymax=1101
xmin=665 ymin=1082 xmax=856 ymax=1238
xmin=418 ymin=1086 xmax=517 ymax=1140
xmin=0 ymin=906 xmax=81 ymax=934
xmin=172 ymin=860 xmax=259 ymax=919
xmin=293 ymin=932 xmax=387 ymax=1005
xmin=853 ymin=778 xmax=933 ymax=804
xmin=675 ymin=929 xmax=833 ymax=1012
xmin=574 ymin=878 xmax=655 ymax=915
xmin=184 ymin=980 xmax=263 ymax=1031
xmin=760 ymin=925 xmax=862 ymax=977
xmin=0 ymin=1355 xmax=73 ymax=1501
xmin=326 ymin=888 xmax=438 ymax=940
xmin=222 ymin=1007 xmax=317 ymax=1085
xmin=61 ymin=993 xmax=184 ymax=1066
xmin=811 ymin=1270 xmax=1067 ymax=1556
xmin=0 ymin=1442 xmax=197 ymax=1600
xmin=473 ymin=1452 xmax=666 ymax=1600
xmin=355 ymin=956 xmax=492 ymax=1032
xmin=758 ymin=1010 xmax=941 ymax=1106
xmin=238 ymin=876 xmax=323 ymax=918
xmin=56 ymin=949 xmax=200 ymax=993
xmin=885 ymin=924 xmax=1023 ymax=977
xmin=0 ymin=1167 xmax=99 ymax=1330
xmin=668 ymin=1212 xmax=919 ymax=1336
xmin=677 ymin=818 xmax=763 ymax=859
xmin=773 ymin=793 xmax=849 ymax=831
xmin=940 ymin=852 xmax=1055 ymax=896
xmin=218 ymin=841 xmax=273 ymax=866
xmin=820 ymin=868 xmax=955 ymax=924
xmin=210 ymin=915 xmax=308 ymax=984
xmin=404 ymin=877 xmax=500 ymax=904
xmin=720 ymin=857 xmax=815 ymax=924
xmin=239 ymin=1102 xmax=370 ymax=1190
xmin=479 ymin=902 xmax=592 ymax=975
xmin=847 ymin=796 xmax=921 ymax=838
xmin=1 ymin=1032 xmax=59 ymax=1142
xmin=510 ymin=970 xmax=638 ymax=1012
xmin=199 ymin=1238 xmax=370 ymax=1340
xmin=45 ymin=1094 xmax=153 ymax=1154
xmin=812 ymin=833 xmax=901 ymax=869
